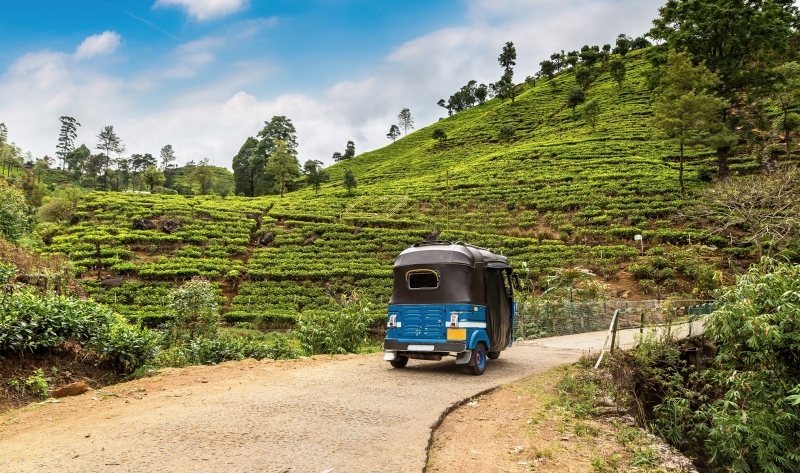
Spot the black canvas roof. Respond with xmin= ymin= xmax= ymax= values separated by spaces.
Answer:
xmin=393 ymin=241 xmax=510 ymax=269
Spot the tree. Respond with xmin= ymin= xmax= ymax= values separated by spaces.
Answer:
xmin=565 ymin=51 xmax=580 ymax=68
xmin=567 ymin=88 xmax=586 ymax=113
xmin=583 ymin=100 xmax=601 ymax=132
xmin=437 ymin=98 xmax=450 ymax=116
xmin=694 ymin=167 xmax=800 ymax=258
xmin=32 ymin=158 xmax=49 ymax=183
xmin=232 ymin=137 xmax=260 ymax=197
xmin=257 ymin=116 xmax=298 ymax=155
xmin=332 ymin=152 xmax=344 ymax=162
xmin=579 ymin=45 xmax=600 ymax=68
xmin=492 ymin=73 xmax=516 ymax=103
xmin=432 ymin=128 xmax=447 ymax=143
xmin=250 ymin=116 xmax=298 ymax=196
xmin=649 ymin=0 xmax=799 ymax=94
xmin=497 ymin=125 xmax=516 ymax=146
xmin=772 ymin=62 xmax=800 ymax=161
xmin=386 ymin=124 xmax=401 ymax=142
xmin=304 ymin=159 xmax=330 ymax=195
xmin=95 ymin=125 xmax=122 ymax=191
xmin=213 ymin=178 xmax=234 ymax=197
xmin=83 ymin=153 xmax=103 ymax=189
xmin=115 ymin=157 xmax=131 ymax=191
xmin=496 ymin=42 xmax=518 ymax=103
xmin=168 ymin=278 xmax=220 ymax=340
xmin=130 ymin=153 xmax=156 ymax=191
xmin=142 ymin=165 xmax=165 ymax=192
xmin=652 ymin=51 xmax=727 ymax=199
xmin=397 ymin=108 xmax=414 ymax=136
xmin=631 ymin=36 xmax=651 ymax=50
xmin=160 ymin=145 xmax=176 ymax=170
xmin=614 ymin=34 xmax=631 ymax=56
xmin=65 ymin=144 xmax=91 ymax=181
xmin=0 ymin=180 xmax=31 ymax=241
xmin=189 ymin=158 xmax=214 ymax=194
xmin=476 ymin=84 xmax=489 ymax=104
xmin=539 ymin=60 xmax=557 ymax=81
xmin=83 ymin=229 xmax=115 ymax=280
xmin=609 ymin=59 xmax=626 ymax=88
xmin=343 ymin=141 xmax=356 ymax=160
xmin=649 ymin=0 xmax=799 ymax=184
xmin=19 ymin=172 xmax=44 ymax=207
xmin=56 ymin=116 xmax=80 ymax=171
xmin=343 ymin=169 xmax=357 ymax=195
xmin=38 ymin=185 xmax=84 ymax=223
xmin=551 ymin=51 xmax=565 ymax=71
xmin=575 ymin=66 xmax=592 ymax=90
xmin=265 ymin=139 xmax=300 ymax=197
xmin=498 ymin=41 xmax=517 ymax=75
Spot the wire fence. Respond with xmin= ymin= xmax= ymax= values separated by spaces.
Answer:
xmin=513 ymin=299 xmax=717 ymax=340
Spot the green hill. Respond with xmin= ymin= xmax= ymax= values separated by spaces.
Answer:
xmin=39 ymin=50 xmax=760 ymax=327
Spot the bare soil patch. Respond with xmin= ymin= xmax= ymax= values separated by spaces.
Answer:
xmin=428 ymin=365 xmax=695 ymax=473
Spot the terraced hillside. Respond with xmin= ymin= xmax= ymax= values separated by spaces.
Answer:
xmin=42 ymin=50 xmax=757 ymax=327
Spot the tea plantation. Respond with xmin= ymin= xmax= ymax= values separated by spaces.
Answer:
xmin=40 ymin=51 xmax=757 ymax=327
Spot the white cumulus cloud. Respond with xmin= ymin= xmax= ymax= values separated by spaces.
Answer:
xmin=153 ymin=0 xmax=249 ymax=21
xmin=74 ymin=31 xmax=122 ymax=60
xmin=0 ymin=0 xmax=663 ymax=169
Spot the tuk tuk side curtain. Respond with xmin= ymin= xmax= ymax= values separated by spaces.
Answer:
xmin=485 ymin=269 xmax=512 ymax=350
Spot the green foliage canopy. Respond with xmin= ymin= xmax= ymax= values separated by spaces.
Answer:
xmin=652 ymin=51 xmax=726 ymax=199
xmin=0 ymin=180 xmax=31 ymax=241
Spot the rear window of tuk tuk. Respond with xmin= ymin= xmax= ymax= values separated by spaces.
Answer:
xmin=406 ymin=270 xmax=439 ymax=289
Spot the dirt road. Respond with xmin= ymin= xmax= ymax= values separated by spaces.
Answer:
xmin=0 ymin=325 xmax=691 ymax=473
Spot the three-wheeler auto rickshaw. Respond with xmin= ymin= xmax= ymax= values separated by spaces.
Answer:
xmin=383 ymin=240 xmax=515 ymax=375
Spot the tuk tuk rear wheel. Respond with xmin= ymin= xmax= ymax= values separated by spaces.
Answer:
xmin=469 ymin=343 xmax=487 ymax=376
xmin=487 ymin=351 xmax=500 ymax=360
xmin=390 ymin=355 xmax=409 ymax=368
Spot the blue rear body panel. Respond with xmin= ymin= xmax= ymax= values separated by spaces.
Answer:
xmin=386 ymin=303 xmax=489 ymax=351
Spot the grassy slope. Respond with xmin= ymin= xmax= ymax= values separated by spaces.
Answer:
xmin=41 ymin=50 xmax=754 ymax=326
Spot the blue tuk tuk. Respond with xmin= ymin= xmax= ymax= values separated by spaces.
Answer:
xmin=383 ymin=240 xmax=515 ymax=375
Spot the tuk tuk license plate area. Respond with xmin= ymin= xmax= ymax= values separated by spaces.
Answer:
xmin=447 ymin=328 xmax=467 ymax=340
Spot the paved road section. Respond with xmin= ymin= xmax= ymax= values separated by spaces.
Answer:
xmin=0 ymin=324 xmax=692 ymax=473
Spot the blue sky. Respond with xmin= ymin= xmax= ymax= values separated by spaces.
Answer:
xmin=0 ymin=0 xmax=663 ymax=168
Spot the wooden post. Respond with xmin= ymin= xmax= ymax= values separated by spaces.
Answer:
xmin=640 ymin=309 xmax=645 ymax=334
xmin=593 ymin=309 xmax=620 ymax=370
xmin=610 ymin=311 xmax=619 ymax=353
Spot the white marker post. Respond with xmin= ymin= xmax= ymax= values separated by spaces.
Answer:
xmin=634 ymin=234 xmax=643 ymax=255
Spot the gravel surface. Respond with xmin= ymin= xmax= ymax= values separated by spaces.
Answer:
xmin=0 ymin=338 xmax=608 ymax=473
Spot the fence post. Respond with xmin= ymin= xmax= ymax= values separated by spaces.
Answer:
xmin=610 ymin=311 xmax=620 ymax=354
xmin=593 ymin=309 xmax=620 ymax=370
xmin=640 ymin=309 xmax=644 ymax=334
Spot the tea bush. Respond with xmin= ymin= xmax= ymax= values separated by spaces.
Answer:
xmin=34 ymin=49 xmax=762 ymax=325
xmin=296 ymin=296 xmax=372 ymax=355
xmin=0 ymin=289 xmax=159 ymax=372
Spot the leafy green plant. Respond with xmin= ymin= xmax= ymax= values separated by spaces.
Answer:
xmin=632 ymin=447 xmax=657 ymax=467
xmin=0 ymin=180 xmax=31 ymax=241
xmin=296 ymin=295 xmax=371 ymax=355
xmin=701 ymin=259 xmax=800 ymax=472
xmin=167 ymin=277 xmax=220 ymax=339
xmin=24 ymin=368 xmax=49 ymax=399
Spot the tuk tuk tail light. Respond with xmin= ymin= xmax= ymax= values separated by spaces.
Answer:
xmin=388 ymin=314 xmax=400 ymax=328
xmin=449 ymin=314 xmax=458 ymax=328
